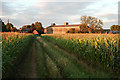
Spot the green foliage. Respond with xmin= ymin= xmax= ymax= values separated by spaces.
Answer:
xmin=42 ymin=36 xmax=120 ymax=77
xmin=2 ymin=34 xmax=34 ymax=77
xmin=35 ymin=22 xmax=44 ymax=34
xmin=2 ymin=20 xmax=18 ymax=32
xmin=2 ymin=22 xmax=7 ymax=32
xmin=110 ymin=25 xmax=120 ymax=31
xmin=81 ymin=16 xmax=103 ymax=33
xmin=21 ymin=22 xmax=44 ymax=34
xmin=37 ymin=37 xmax=109 ymax=78
xmin=6 ymin=23 xmax=14 ymax=32
xmin=68 ymin=28 xmax=75 ymax=33
xmin=35 ymin=39 xmax=61 ymax=78
xmin=66 ymin=28 xmax=80 ymax=33
xmin=30 ymin=23 xmax=36 ymax=32
xmin=35 ymin=41 xmax=48 ymax=78
xmin=80 ymin=25 xmax=89 ymax=33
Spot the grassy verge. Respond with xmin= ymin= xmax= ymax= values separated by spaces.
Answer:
xmin=35 ymin=37 xmax=63 ymax=78
xmin=35 ymin=40 xmax=48 ymax=78
xmin=44 ymin=53 xmax=61 ymax=78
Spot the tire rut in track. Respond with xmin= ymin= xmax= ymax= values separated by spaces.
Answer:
xmin=28 ymin=42 xmax=38 ymax=78
xmin=36 ymin=37 xmax=62 ymax=78
xmin=15 ymin=42 xmax=38 ymax=78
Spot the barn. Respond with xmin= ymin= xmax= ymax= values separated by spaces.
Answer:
xmin=46 ymin=22 xmax=81 ymax=34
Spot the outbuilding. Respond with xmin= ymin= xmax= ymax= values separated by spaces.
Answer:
xmin=33 ymin=30 xmax=39 ymax=35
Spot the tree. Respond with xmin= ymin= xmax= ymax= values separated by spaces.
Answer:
xmin=13 ymin=27 xmax=18 ymax=32
xmin=69 ymin=28 xmax=75 ymax=33
xmin=94 ymin=26 xmax=103 ymax=33
xmin=34 ymin=22 xmax=44 ymax=34
xmin=66 ymin=28 xmax=80 ymax=33
xmin=30 ymin=23 xmax=35 ymax=32
xmin=6 ymin=22 xmax=10 ymax=32
xmin=2 ymin=21 xmax=7 ymax=32
xmin=26 ymin=25 xmax=31 ymax=28
xmin=20 ymin=22 xmax=44 ymax=33
xmin=9 ymin=23 xmax=14 ymax=31
xmin=110 ymin=25 xmax=120 ymax=31
xmin=94 ymin=19 xmax=103 ymax=33
xmin=80 ymin=24 xmax=89 ymax=33
xmin=6 ymin=22 xmax=14 ymax=32
xmin=2 ymin=19 xmax=17 ymax=32
xmin=81 ymin=16 xmax=103 ymax=33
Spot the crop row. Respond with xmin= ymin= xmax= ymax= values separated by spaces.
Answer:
xmin=2 ymin=33 xmax=34 ymax=77
xmin=42 ymin=35 xmax=120 ymax=77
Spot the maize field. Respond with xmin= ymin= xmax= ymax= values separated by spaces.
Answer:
xmin=42 ymin=34 xmax=120 ymax=77
xmin=2 ymin=32 xmax=34 ymax=77
xmin=1 ymin=33 xmax=120 ymax=78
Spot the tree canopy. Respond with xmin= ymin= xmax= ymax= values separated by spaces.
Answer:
xmin=110 ymin=25 xmax=120 ymax=31
xmin=21 ymin=22 xmax=44 ymax=34
xmin=80 ymin=16 xmax=103 ymax=33
xmin=1 ymin=19 xmax=18 ymax=32
xmin=2 ymin=21 xmax=7 ymax=32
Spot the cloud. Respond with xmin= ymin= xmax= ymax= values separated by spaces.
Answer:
xmin=2 ymin=2 xmax=91 ymax=28
xmin=1 ymin=0 xmax=119 ymax=29
xmin=2 ymin=0 xmax=98 ymax=2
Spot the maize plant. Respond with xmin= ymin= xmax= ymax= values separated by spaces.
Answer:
xmin=2 ymin=32 xmax=34 ymax=77
xmin=42 ymin=35 xmax=120 ymax=76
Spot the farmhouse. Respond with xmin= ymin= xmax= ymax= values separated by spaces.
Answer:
xmin=46 ymin=22 xmax=81 ymax=34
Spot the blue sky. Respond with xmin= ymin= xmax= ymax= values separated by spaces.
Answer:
xmin=0 ymin=0 xmax=119 ymax=29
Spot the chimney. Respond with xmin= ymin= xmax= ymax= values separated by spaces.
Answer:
xmin=8 ymin=19 xmax=9 ymax=24
xmin=64 ymin=22 xmax=68 ymax=25
xmin=51 ymin=23 xmax=55 ymax=26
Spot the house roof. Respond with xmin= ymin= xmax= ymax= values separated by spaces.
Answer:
xmin=19 ymin=28 xmax=22 ymax=31
xmin=46 ymin=24 xmax=81 ymax=28
xmin=33 ymin=30 xmax=39 ymax=34
xmin=53 ymin=24 xmax=81 ymax=27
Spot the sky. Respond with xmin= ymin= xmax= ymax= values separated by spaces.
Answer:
xmin=0 ymin=0 xmax=119 ymax=29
